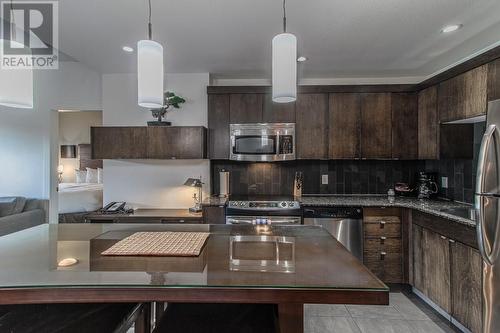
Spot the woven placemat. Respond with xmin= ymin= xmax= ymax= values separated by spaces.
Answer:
xmin=101 ymin=232 xmax=210 ymax=257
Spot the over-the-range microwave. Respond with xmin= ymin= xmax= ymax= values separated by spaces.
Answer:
xmin=229 ymin=123 xmax=295 ymax=162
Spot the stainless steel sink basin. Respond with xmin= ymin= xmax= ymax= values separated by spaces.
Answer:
xmin=439 ymin=207 xmax=477 ymax=221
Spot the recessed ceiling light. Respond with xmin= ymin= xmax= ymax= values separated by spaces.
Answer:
xmin=122 ymin=46 xmax=134 ymax=53
xmin=297 ymin=56 xmax=307 ymax=62
xmin=441 ymin=24 xmax=462 ymax=33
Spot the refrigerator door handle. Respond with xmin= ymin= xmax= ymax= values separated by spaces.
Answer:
xmin=476 ymin=124 xmax=499 ymax=265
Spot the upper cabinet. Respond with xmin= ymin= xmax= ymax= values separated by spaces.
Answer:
xmin=439 ymin=65 xmax=488 ymax=122
xmin=208 ymin=94 xmax=230 ymax=159
xmin=392 ymin=93 xmax=418 ymax=159
xmin=263 ymin=94 xmax=296 ymax=123
xmin=295 ymin=93 xmax=329 ymax=159
xmin=91 ymin=126 xmax=207 ymax=160
xmin=229 ymin=94 xmax=263 ymax=124
xmin=418 ymin=86 xmax=439 ymax=160
xmin=487 ymin=58 xmax=500 ymax=102
xmin=360 ymin=93 xmax=392 ymax=159
xmin=328 ymin=93 xmax=361 ymax=159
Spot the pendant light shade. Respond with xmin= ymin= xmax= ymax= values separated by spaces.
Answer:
xmin=137 ymin=39 xmax=164 ymax=108
xmin=272 ymin=32 xmax=297 ymax=103
xmin=0 ymin=38 xmax=33 ymax=109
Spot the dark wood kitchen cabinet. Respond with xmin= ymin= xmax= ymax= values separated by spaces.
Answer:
xmin=438 ymin=74 xmax=466 ymax=122
xmin=296 ymin=93 xmax=329 ymax=159
xmin=488 ymin=58 xmax=500 ymax=102
xmin=464 ymin=65 xmax=488 ymax=118
xmin=92 ymin=126 xmax=206 ymax=159
xmin=147 ymin=127 xmax=206 ymax=159
xmin=202 ymin=206 xmax=226 ymax=224
xmin=328 ymin=93 xmax=361 ymax=159
xmin=418 ymin=86 xmax=439 ymax=159
xmin=263 ymin=94 xmax=296 ymax=123
xmin=391 ymin=93 xmax=418 ymax=159
xmin=450 ymin=241 xmax=483 ymax=333
xmin=360 ymin=93 xmax=392 ymax=159
xmin=229 ymin=94 xmax=263 ymax=124
xmin=91 ymin=127 xmax=147 ymax=159
xmin=208 ymin=94 xmax=230 ymax=159
xmin=412 ymin=211 xmax=482 ymax=332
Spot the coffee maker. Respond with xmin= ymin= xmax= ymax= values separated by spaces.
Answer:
xmin=417 ymin=172 xmax=438 ymax=199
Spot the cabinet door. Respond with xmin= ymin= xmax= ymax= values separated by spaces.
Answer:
xmin=488 ymin=58 xmax=500 ymax=102
xmin=263 ymin=94 xmax=296 ymax=123
xmin=360 ymin=93 xmax=392 ymax=159
xmin=438 ymin=74 xmax=466 ymax=122
xmin=392 ymin=93 xmax=418 ymax=159
xmin=451 ymin=241 xmax=482 ymax=333
xmin=202 ymin=206 xmax=226 ymax=224
xmin=91 ymin=127 xmax=147 ymax=159
xmin=229 ymin=94 xmax=263 ymax=123
xmin=464 ymin=65 xmax=488 ymax=118
xmin=147 ymin=127 xmax=206 ymax=159
xmin=422 ymin=228 xmax=451 ymax=313
xmin=418 ymin=86 xmax=439 ymax=159
xmin=208 ymin=94 xmax=230 ymax=159
xmin=328 ymin=93 xmax=361 ymax=159
xmin=412 ymin=224 xmax=425 ymax=293
xmin=295 ymin=93 xmax=329 ymax=159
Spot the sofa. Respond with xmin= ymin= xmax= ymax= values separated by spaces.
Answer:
xmin=0 ymin=197 xmax=48 ymax=237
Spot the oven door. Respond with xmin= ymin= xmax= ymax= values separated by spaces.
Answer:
xmin=226 ymin=216 xmax=302 ymax=225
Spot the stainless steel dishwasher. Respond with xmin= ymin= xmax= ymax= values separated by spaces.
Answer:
xmin=303 ymin=207 xmax=363 ymax=261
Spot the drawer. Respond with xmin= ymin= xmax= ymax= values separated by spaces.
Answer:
xmin=364 ymin=237 xmax=401 ymax=253
xmin=364 ymin=215 xmax=400 ymax=224
xmin=364 ymin=222 xmax=401 ymax=238
xmin=364 ymin=252 xmax=403 ymax=283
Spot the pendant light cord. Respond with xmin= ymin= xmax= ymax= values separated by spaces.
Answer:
xmin=148 ymin=0 xmax=152 ymax=39
xmin=282 ymin=0 xmax=287 ymax=32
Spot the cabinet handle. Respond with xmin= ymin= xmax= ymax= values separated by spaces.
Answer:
xmin=448 ymin=239 xmax=456 ymax=243
xmin=440 ymin=235 xmax=447 ymax=240
xmin=380 ymin=252 xmax=387 ymax=260
xmin=380 ymin=236 xmax=386 ymax=244
xmin=379 ymin=221 xmax=386 ymax=229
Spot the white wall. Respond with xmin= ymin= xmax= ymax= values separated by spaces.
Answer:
xmin=102 ymin=73 xmax=210 ymax=209
xmin=0 ymin=61 xmax=102 ymax=222
xmin=58 ymin=111 xmax=102 ymax=182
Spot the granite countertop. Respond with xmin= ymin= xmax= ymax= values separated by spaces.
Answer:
xmin=300 ymin=195 xmax=476 ymax=227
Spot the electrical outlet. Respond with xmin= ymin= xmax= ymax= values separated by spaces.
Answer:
xmin=441 ymin=177 xmax=448 ymax=189
xmin=321 ymin=174 xmax=329 ymax=185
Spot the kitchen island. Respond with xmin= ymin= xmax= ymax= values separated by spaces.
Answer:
xmin=0 ymin=223 xmax=387 ymax=333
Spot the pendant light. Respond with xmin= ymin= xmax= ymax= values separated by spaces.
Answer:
xmin=272 ymin=0 xmax=297 ymax=103
xmin=0 ymin=2 xmax=33 ymax=109
xmin=137 ymin=0 xmax=164 ymax=108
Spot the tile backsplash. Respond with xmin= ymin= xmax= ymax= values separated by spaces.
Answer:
xmin=211 ymin=158 xmax=478 ymax=204
xmin=211 ymin=160 xmax=425 ymax=197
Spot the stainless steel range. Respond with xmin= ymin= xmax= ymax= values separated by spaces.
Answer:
xmin=226 ymin=196 xmax=302 ymax=225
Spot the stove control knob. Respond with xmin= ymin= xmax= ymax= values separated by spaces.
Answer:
xmin=288 ymin=202 xmax=295 ymax=207
xmin=239 ymin=202 xmax=245 ymax=207
xmin=280 ymin=202 xmax=287 ymax=208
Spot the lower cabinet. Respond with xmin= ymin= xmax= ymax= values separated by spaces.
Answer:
xmin=202 ymin=206 xmax=226 ymax=224
xmin=412 ymin=221 xmax=482 ymax=332
xmin=363 ymin=207 xmax=403 ymax=283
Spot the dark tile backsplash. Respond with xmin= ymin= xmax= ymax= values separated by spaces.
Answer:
xmin=211 ymin=158 xmax=479 ymax=204
xmin=211 ymin=160 xmax=426 ymax=197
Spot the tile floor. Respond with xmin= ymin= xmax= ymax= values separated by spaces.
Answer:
xmin=304 ymin=291 xmax=461 ymax=333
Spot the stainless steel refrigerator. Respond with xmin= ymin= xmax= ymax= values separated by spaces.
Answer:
xmin=476 ymin=99 xmax=500 ymax=333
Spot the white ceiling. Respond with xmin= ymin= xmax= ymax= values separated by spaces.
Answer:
xmin=58 ymin=0 xmax=500 ymax=80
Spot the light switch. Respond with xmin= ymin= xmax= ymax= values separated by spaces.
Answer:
xmin=322 ymin=174 xmax=329 ymax=185
xmin=441 ymin=177 xmax=448 ymax=189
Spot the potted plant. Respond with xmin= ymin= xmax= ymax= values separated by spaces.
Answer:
xmin=147 ymin=91 xmax=186 ymax=126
